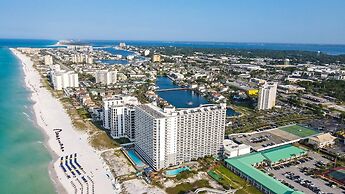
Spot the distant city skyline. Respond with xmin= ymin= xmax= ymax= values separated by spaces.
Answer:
xmin=1 ymin=0 xmax=345 ymax=44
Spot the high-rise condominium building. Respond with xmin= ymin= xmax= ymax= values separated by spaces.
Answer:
xmin=85 ymin=55 xmax=94 ymax=64
xmin=257 ymin=82 xmax=278 ymax=110
xmin=102 ymin=95 xmax=139 ymax=139
xmin=143 ymin=49 xmax=150 ymax=56
xmin=44 ymin=55 xmax=53 ymax=65
xmin=134 ymin=103 xmax=226 ymax=170
xmin=71 ymin=54 xmax=93 ymax=64
xmin=95 ymin=70 xmax=117 ymax=86
xmin=71 ymin=54 xmax=85 ymax=63
xmin=50 ymin=68 xmax=79 ymax=90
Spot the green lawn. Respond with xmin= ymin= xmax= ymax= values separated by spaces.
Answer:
xmin=208 ymin=165 xmax=262 ymax=194
xmin=279 ymin=125 xmax=319 ymax=137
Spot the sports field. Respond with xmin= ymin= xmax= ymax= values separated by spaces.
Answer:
xmin=325 ymin=167 xmax=345 ymax=185
xmin=279 ymin=125 xmax=319 ymax=138
xmin=328 ymin=168 xmax=345 ymax=184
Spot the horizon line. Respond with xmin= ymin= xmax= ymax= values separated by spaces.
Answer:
xmin=1 ymin=37 xmax=345 ymax=46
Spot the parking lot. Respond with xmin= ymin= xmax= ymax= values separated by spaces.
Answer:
xmin=232 ymin=126 xmax=310 ymax=151
xmin=268 ymin=151 xmax=344 ymax=194
xmin=233 ymin=131 xmax=288 ymax=151
xmin=306 ymin=119 xmax=345 ymax=133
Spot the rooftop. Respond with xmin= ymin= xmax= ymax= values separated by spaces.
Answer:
xmin=136 ymin=104 xmax=166 ymax=119
xmin=225 ymin=145 xmax=306 ymax=194
xmin=309 ymin=133 xmax=337 ymax=143
xmin=261 ymin=144 xmax=307 ymax=163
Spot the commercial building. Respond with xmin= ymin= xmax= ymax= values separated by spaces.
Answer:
xmin=278 ymin=85 xmax=305 ymax=94
xmin=247 ymin=89 xmax=259 ymax=96
xmin=134 ymin=103 xmax=226 ymax=170
xmin=50 ymin=67 xmax=79 ymax=90
xmin=225 ymin=144 xmax=307 ymax=194
xmin=308 ymin=133 xmax=337 ymax=148
xmin=258 ymin=82 xmax=278 ymax=110
xmin=102 ymin=95 xmax=139 ymax=139
xmin=44 ymin=55 xmax=53 ymax=65
xmin=152 ymin=54 xmax=161 ymax=62
xmin=95 ymin=70 xmax=117 ymax=85
xmin=223 ymin=139 xmax=251 ymax=158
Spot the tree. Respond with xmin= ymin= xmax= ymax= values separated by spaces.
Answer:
xmin=340 ymin=112 xmax=345 ymax=124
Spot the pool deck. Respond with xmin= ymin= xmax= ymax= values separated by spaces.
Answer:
xmin=164 ymin=166 xmax=191 ymax=177
xmin=121 ymin=149 xmax=148 ymax=170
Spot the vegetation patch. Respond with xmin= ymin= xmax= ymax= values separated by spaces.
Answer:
xmin=209 ymin=165 xmax=262 ymax=194
xmin=77 ymin=107 xmax=91 ymax=119
xmin=90 ymin=131 xmax=119 ymax=150
xmin=165 ymin=179 xmax=210 ymax=194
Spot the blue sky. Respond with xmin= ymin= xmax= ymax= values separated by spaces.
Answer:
xmin=0 ymin=0 xmax=344 ymax=44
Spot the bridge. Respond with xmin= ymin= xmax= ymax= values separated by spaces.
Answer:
xmin=155 ymin=88 xmax=192 ymax=92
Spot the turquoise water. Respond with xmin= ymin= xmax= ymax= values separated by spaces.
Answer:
xmin=0 ymin=40 xmax=56 ymax=194
xmin=127 ymin=150 xmax=145 ymax=167
xmin=165 ymin=166 xmax=190 ymax=176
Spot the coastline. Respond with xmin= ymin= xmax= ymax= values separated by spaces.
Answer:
xmin=11 ymin=48 xmax=115 ymax=194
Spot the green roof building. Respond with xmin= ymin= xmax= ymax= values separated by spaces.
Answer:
xmin=225 ymin=144 xmax=307 ymax=194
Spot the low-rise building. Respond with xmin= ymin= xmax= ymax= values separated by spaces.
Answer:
xmin=308 ymin=133 xmax=337 ymax=148
xmin=278 ymin=85 xmax=305 ymax=94
xmin=225 ymin=145 xmax=307 ymax=194
xmin=223 ymin=139 xmax=251 ymax=158
xmin=152 ymin=54 xmax=161 ymax=62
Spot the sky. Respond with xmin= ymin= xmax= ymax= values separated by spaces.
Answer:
xmin=0 ymin=0 xmax=345 ymax=44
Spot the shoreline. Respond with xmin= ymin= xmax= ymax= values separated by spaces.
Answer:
xmin=11 ymin=48 xmax=116 ymax=194
xmin=15 ymin=48 xmax=66 ymax=194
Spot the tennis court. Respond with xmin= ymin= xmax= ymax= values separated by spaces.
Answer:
xmin=326 ymin=167 xmax=345 ymax=185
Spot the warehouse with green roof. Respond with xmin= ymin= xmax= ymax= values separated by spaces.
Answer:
xmin=225 ymin=144 xmax=307 ymax=194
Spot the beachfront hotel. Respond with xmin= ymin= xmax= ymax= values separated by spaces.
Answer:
xmin=102 ymin=95 xmax=139 ymax=139
xmin=134 ymin=103 xmax=226 ymax=170
xmin=257 ymin=82 xmax=278 ymax=110
xmin=50 ymin=65 xmax=79 ymax=90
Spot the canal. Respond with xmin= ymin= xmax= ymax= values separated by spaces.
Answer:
xmin=156 ymin=76 xmax=238 ymax=117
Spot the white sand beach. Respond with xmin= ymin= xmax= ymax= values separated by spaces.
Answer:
xmin=11 ymin=49 xmax=117 ymax=194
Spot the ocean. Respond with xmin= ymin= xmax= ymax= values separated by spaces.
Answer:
xmin=0 ymin=39 xmax=56 ymax=194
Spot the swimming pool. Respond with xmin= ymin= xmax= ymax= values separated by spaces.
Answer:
xmin=127 ymin=150 xmax=145 ymax=167
xmin=165 ymin=166 xmax=190 ymax=176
